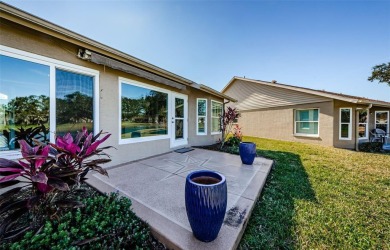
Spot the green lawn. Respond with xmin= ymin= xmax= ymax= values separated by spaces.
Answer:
xmin=239 ymin=136 xmax=389 ymax=250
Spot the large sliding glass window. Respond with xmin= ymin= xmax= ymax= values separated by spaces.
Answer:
xmin=340 ymin=108 xmax=352 ymax=140
xmin=358 ymin=110 xmax=368 ymax=139
xmin=120 ymin=80 xmax=168 ymax=141
xmin=0 ymin=55 xmax=50 ymax=151
xmin=197 ymin=98 xmax=207 ymax=135
xmin=56 ymin=69 xmax=94 ymax=136
xmin=0 ymin=47 xmax=98 ymax=154
xmin=211 ymin=101 xmax=222 ymax=134
xmin=375 ymin=111 xmax=389 ymax=133
xmin=294 ymin=109 xmax=319 ymax=136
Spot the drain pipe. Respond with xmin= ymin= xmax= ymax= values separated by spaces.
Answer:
xmin=355 ymin=103 xmax=373 ymax=151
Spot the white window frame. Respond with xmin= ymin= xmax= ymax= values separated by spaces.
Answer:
xmin=339 ymin=108 xmax=352 ymax=140
xmin=196 ymin=98 xmax=207 ymax=135
xmin=211 ymin=100 xmax=223 ymax=135
xmin=294 ymin=108 xmax=320 ymax=137
xmin=375 ymin=111 xmax=389 ymax=133
xmin=0 ymin=45 xmax=99 ymax=159
xmin=358 ymin=109 xmax=369 ymax=140
xmin=119 ymin=77 xmax=171 ymax=144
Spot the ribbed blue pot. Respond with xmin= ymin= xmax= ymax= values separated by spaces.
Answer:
xmin=239 ymin=142 xmax=256 ymax=165
xmin=185 ymin=170 xmax=227 ymax=242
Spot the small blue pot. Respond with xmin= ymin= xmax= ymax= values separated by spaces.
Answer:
xmin=185 ymin=170 xmax=227 ymax=242
xmin=239 ymin=142 xmax=256 ymax=165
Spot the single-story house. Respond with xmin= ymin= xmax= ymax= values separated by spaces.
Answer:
xmin=0 ymin=3 xmax=235 ymax=166
xmin=222 ymin=76 xmax=390 ymax=150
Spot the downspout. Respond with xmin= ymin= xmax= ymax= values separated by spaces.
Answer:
xmin=355 ymin=103 xmax=372 ymax=151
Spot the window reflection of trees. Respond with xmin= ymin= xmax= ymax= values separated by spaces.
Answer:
xmin=122 ymin=90 xmax=167 ymax=124
xmin=3 ymin=95 xmax=49 ymax=126
xmin=56 ymin=92 xmax=93 ymax=124
xmin=121 ymin=89 xmax=168 ymax=138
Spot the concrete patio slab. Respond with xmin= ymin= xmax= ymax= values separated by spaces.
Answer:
xmin=86 ymin=148 xmax=273 ymax=250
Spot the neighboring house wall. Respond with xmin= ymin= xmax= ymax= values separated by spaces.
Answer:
xmin=333 ymin=101 xmax=390 ymax=149
xmin=224 ymin=79 xmax=330 ymax=111
xmin=224 ymin=78 xmax=390 ymax=150
xmin=0 ymin=19 xmax=222 ymax=167
xmin=237 ymin=101 xmax=334 ymax=146
xmin=368 ymin=106 xmax=390 ymax=132
xmin=224 ymin=79 xmax=335 ymax=146
xmin=333 ymin=100 xmax=360 ymax=149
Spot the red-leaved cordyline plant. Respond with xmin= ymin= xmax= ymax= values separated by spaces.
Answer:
xmin=220 ymin=107 xmax=240 ymax=149
xmin=0 ymin=127 xmax=112 ymax=240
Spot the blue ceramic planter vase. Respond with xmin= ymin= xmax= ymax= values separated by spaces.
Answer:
xmin=185 ymin=170 xmax=227 ymax=242
xmin=239 ymin=142 xmax=256 ymax=165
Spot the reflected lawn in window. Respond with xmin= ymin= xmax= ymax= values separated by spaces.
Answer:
xmin=56 ymin=122 xmax=93 ymax=137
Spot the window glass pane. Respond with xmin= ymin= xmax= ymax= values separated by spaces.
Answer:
xmin=296 ymin=122 xmax=318 ymax=134
xmin=175 ymin=98 xmax=184 ymax=118
xmin=340 ymin=124 xmax=349 ymax=138
xmin=359 ymin=110 xmax=367 ymax=123
xmin=198 ymin=117 xmax=205 ymax=133
xmin=211 ymin=101 xmax=222 ymax=133
xmin=0 ymin=55 xmax=49 ymax=151
xmin=296 ymin=109 xmax=318 ymax=122
xmin=376 ymin=112 xmax=388 ymax=124
xmin=340 ymin=109 xmax=351 ymax=123
xmin=212 ymin=117 xmax=220 ymax=133
xmin=298 ymin=110 xmax=309 ymax=121
xmin=358 ymin=124 xmax=367 ymax=138
xmin=56 ymin=69 xmax=94 ymax=136
xmin=198 ymin=99 xmax=206 ymax=116
xmin=121 ymin=83 xmax=168 ymax=139
xmin=212 ymin=102 xmax=222 ymax=117
xmin=175 ymin=119 xmax=183 ymax=139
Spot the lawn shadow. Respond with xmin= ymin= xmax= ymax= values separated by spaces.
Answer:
xmin=239 ymin=149 xmax=317 ymax=249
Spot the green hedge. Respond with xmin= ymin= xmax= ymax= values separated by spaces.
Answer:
xmin=3 ymin=192 xmax=161 ymax=250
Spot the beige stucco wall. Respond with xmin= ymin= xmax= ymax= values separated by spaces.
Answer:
xmin=0 ymin=19 xmax=222 ymax=166
xmin=237 ymin=101 xmax=334 ymax=146
xmin=333 ymin=100 xmax=359 ymax=149
xmin=368 ymin=106 xmax=390 ymax=133
xmin=332 ymin=101 xmax=390 ymax=149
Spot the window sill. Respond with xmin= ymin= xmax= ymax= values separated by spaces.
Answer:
xmin=119 ymin=135 xmax=169 ymax=145
xmin=0 ymin=150 xmax=22 ymax=160
xmin=211 ymin=132 xmax=222 ymax=135
xmin=294 ymin=134 xmax=320 ymax=138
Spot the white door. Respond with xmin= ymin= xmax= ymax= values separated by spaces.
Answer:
xmin=170 ymin=93 xmax=188 ymax=148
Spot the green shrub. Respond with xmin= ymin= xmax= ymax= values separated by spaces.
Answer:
xmin=359 ymin=142 xmax=383 ymax=152
xmin=3 ymin=192 xmax=156 ymax=249
xmin=226 ymin=136 xmax=241 ymax=147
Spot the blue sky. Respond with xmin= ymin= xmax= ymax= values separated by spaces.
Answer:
xmin=4 ymin=0 xmax=390 ymax=101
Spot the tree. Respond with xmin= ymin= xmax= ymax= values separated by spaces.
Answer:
xmin=368 ymin=62 xmax=390 ymax=87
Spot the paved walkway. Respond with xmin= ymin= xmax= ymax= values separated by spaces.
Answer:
xmin=87 ymin=148 xmax=273 ymax=250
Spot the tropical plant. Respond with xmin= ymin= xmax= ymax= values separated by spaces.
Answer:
xmin=14 ymin=123 xmax=50 ymax=148
xmin=3 ymin=192 xmax=156 ymax=249
xmin=0 ymin=127 xmax=112 ymax=240
xmin=220 ymin=107 xmax=240 ymax=149
xmin=226 ymin=124 xmax=243 ymax=147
